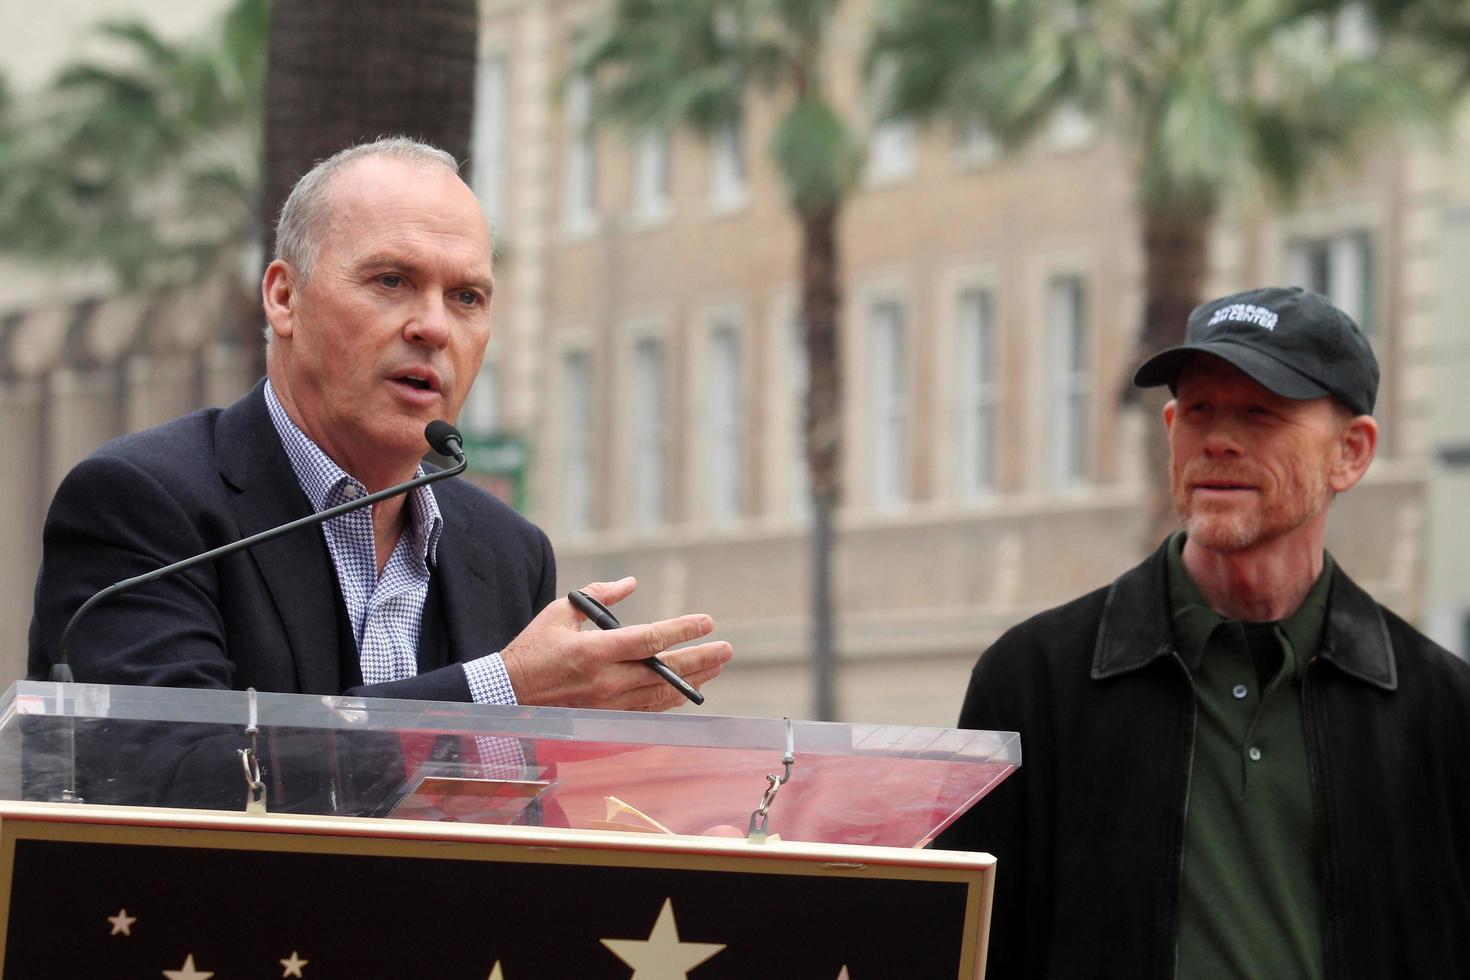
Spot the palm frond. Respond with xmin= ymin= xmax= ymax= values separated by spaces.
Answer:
xmin=577 ymin=0 xmax=864 ymax=208
xmin=577 ymin=0 xmax=809 ymax=138
xmin=92 ymin=19 xmax=185 ymax=72
xmin=0 ymin=0 xmax=265 ymax=291
xmin=770 ymin=95 xmax=863 ymax=211
xmin=872 ymin=0 xmax=1457 ymax=216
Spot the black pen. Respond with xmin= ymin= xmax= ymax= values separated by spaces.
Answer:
xmin=568 ymin=590 xmax=705 ymax=705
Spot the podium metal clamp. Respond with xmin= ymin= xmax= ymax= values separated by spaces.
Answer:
xmin=237 ymin=687 xmax=267 ymax=815
xmin=746 ymin=718 xmax=795 ymax=843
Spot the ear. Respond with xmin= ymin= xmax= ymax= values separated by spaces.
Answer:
xmin=1162 ymin=398 xmax=1178 ymax=433
xmin=1329 ymin=414 xmax=1378 ymax=493
xmin=261 ymin=259 xmax=299 ymax=341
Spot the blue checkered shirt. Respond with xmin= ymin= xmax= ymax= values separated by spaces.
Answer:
xmin=264 ymin=382 xmax=517 ymax=704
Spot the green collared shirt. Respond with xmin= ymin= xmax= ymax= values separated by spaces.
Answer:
xmin=1168 ymin=532 xmax=1331 ymax=980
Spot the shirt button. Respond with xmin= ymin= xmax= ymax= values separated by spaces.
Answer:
xmin=1232 ymin=684 xmax=1248 ymax=700
xmin=1248 ymin=746 xmax=1263 ymax=762
xmin=342 ymin=485 xmax=360 ymax=499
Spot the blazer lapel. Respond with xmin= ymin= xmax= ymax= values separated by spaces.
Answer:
xmin=430 ymin=492 xmax=499 ymax=665
xmin=215 ymin=382 xmax=343 ymax=694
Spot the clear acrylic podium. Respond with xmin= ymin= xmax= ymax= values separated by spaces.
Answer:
xmin=2 ymin=681 xmax=1018 ymax=846
xmin=0 ymin=682 xmax=1019 ymax=976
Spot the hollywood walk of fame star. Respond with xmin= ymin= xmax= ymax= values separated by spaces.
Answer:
xmin=162 ymin=953 xmax=213 ymax=980
xmin=280 ymin=950 xmax=308 ymax=977
xmin=107 ymin=909 xmax=136 ymax=936
xmin=487 ymin=963 xmax=504 ymax=980
xmin=600 ymin=898 xmax=725 ymax=979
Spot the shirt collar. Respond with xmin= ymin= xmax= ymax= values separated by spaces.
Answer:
xmin=264 ymin=380 xmax=444 ymax=566
xmin=1166 ymin=530 xmax=1333 ymax=678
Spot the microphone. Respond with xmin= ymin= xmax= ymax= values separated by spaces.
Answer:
xmin=50 ymin=421 xmax=469 ymax=682
xmin=424 ymin=419 xmax=463 ymax=460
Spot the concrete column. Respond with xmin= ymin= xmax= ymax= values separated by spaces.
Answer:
xmin=1423 ymin=203 xmax=1470 ymax=656
xmin=45 ymin=366 xmax=122 ymax=500
xmin=203 ymin=343 xmax=255 ymax=408
xmin=0 ymin=379 xmax=46 ymax=686
xmin=126 ymin=353 xmax=203 ymax=431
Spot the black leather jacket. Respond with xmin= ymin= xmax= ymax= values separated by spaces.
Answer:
xmin=938 ymin=540 xmax=1470 ymax=979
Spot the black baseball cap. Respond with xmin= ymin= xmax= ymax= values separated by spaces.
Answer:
xmin=1133 ymin=286 xmax=1379 ymax=415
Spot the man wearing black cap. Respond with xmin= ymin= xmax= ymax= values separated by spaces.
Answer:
xmin=940 ymin=287 xmax=1470 ymax=978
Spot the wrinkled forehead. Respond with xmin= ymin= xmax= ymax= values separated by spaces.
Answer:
xmin=322 ymin=155 xmax=492 ymax=259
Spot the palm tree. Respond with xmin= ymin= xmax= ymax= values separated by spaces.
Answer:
xmin=871 ymin=0 xmax=1447 ymax=542
xmin=0 ymin=0 xmax=267 ymax=292
xmin=1365 ymin=0 xmax=1470 ymax=83
xmin=575 ymin=0 xmax=864 ymax=720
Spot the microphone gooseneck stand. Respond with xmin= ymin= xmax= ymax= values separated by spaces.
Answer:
xmin=45 ymin=421 xmax=468 ymax=804
xmin=53 ymin=421 xmax=467 ymax=679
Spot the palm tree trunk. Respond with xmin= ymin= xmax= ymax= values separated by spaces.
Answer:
xmin=257 ymin=0 xmax=478 ymax=376
xmin=799 ymin=204 xmax=843 ymax=721
xmin=1138 ymin=206 xmax=1211 ymax=547
xmin=261 ymin=0 xmax=479 ymax=263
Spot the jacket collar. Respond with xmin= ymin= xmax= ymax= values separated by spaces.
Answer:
xmin=423 ymin=480 xmax=501 ymax=665
xmin=1092 ymin=537 xmax=1396 ymax=691
xmin=215 ymin=380 xmax=343 ymax=694
xmin=211 ymin=381 xmax=511 ymax=685
xmin=1091 ymin=540 xmax=1176 ymax=681
xmin=1320 ymin=567 xmax=1397 ymax=690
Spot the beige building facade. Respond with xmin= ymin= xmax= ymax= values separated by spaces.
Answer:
xmin=474 ymin=0 xmax=1459 ymax=725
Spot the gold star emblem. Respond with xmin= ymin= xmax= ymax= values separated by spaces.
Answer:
xmin=280 ymin=950 xmax=308 ymax=977
xmin=162 ymin=953 xmax=214 ymax=980
xmin=600 ymin=898 xmax=725 ymax=978
xmin=108 ymin=908 xmax=136 ymax=936
xmin=487 ymin=963 xmax=505 ymax=980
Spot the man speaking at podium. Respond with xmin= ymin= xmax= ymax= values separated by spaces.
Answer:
xmin=28 ymin=137 xmax=731 ymax=711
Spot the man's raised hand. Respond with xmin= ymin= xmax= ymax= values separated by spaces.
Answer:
xmin=500 ymin=577 xmax=733 ymax=710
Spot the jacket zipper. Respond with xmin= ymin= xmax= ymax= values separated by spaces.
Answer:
xmin=1300 ymin=660 xmax=1332 ymax=978
xmin=1169 ymin=650 xmax=1197 ymax=980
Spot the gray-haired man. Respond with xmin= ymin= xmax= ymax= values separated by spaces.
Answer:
xmin=31 ymin=137 xmax=731 ymax=709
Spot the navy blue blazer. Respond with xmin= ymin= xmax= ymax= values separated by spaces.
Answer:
xmin=28 ymin=380 xmax=556 ymax=702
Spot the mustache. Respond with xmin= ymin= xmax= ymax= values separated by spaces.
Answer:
xmin=1176 ymin=460 xmax=1265 ymax=487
